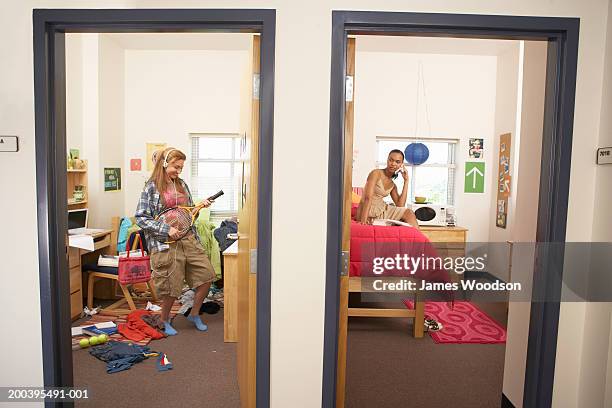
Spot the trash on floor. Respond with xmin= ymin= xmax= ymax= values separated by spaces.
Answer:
xmin=83 ymin=306 xmax=100 ymax=316
xmin=156 ymin=352 xmax=173 ymax=372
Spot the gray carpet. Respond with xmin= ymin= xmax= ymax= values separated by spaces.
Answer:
xmin=72 ymin=301 xmax=506 ymax=407
xmin=345 ymin=301 xmax=508 ymax=408
xmin=73 ymin=310 xmax=239 ymax=408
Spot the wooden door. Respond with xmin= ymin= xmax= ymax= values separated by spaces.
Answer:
xmin=336 ymin=37 xmax=355 ymax=408
xmin=237 ymin=34 xmax=260 ymax=408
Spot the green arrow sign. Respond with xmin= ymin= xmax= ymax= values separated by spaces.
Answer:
xmin=465 ymin=162 xmax=485 ymax=193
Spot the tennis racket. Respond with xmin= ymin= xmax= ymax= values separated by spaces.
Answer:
xmin=157 ymin=190 xmax=224 ymax=243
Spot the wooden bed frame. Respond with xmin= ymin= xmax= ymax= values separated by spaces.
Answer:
xmin=348 ymin=276 xmax=425 ymax=338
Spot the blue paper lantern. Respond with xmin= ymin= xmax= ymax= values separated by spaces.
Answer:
xmin=404 ymin=143 xmax=429 ymax=165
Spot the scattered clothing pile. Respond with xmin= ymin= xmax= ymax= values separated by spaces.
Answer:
xmin=213 ymin=219 xmax=238 ymax=252
xmin=89 ymin=341 xmax=152 ymax=374
xmin=117 ymin=310 xmax=166 ymax=342
xmin=177 ymin=285 xmax=224 ymax=316
xmin=194 ymin=218 xmax=222 ymax=279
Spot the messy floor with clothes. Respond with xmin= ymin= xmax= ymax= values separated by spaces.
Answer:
xmin=70 ymin=216 xmax=240 ymax=407
xmin=71 ymin=284 xmax=239 ymax=407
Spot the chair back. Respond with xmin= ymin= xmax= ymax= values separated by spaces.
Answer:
xmin=126 ymin=230 xmax=147 ymax=252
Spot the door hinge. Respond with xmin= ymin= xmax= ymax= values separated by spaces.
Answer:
xmin=253 ymin=73 xmax=260 ymax=100
xmin=345 ymin=75 xmax=354 ymax=102
xmin=341 ymin=251 xmax=349 ymax=276
xmin=250 ymin=249 xmax=257 ymax=274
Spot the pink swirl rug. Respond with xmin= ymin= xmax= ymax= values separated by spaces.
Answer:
xmin=403 ymin=300 xmax=506 ymax=344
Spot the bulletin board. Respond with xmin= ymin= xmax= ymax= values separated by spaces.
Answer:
xmin=495 ymin=133 xmax=512 ymax=228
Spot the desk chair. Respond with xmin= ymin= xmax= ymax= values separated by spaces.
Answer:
xmin=84 ymin=231 xmax=157 ymax=312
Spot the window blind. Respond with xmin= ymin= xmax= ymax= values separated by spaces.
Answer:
xmin=190 ymin=133 xmax=242 ymax=216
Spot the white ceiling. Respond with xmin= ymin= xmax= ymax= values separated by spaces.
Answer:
xmin=355 ymin=35 xmax=523 ymax=56
xmin=99 ymin=33 xmax=253 ymax=51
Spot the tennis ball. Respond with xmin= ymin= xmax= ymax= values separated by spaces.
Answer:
xmin=88 ymin=336 xmax=99 ymax=346
xmin=79 ymin=338 xmax=90 ymax=348
xmin=97 ymin=334 xmax=108 ymax=344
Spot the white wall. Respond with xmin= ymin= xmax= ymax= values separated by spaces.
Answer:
xmin=123 ymin=48 xmax=248 ymax=215
xmin=353 ymin=41 xmax=498 ymax=241
xmin=65 ymin=35 xmax=84 ymax=152
xmin=580 ymin=1 xmax=612 ymax=407
xmin=96 ymin=35 xmax=125 ymax=228
xmin=68 ymin=34 xmax=249 ymax=222
xmin=488 ymin=43 xmax=520 ymax=245
xmin=1 ymin=1 xmax=611 ymax=407
xmin=501 ymin=40 xmax=548 ymax=408
xmin=66 ymin=33 xmax=124 ymax=229
xmin=603 ymin=6 xmax=612 ymax=408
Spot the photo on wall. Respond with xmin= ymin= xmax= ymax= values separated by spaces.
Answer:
xmin=496 ymin=199 xmax=507 ymax=228
xmin=468 ymin=138 xmax=484 ymax=159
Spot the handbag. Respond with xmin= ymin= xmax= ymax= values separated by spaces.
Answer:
xmin=118 ymin=233 xmax=151 ymax=285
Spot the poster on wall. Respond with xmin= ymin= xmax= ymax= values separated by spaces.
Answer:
xmin=495 ymin=133 xmax=512 ymax=228
xmin=464 ymin=162 xmax=485 ymax=193
xmin=104 ymin=168 xmax=122 ymax=192
xmin=130 ymin=158 xmax=142 ymax=172
xmin=69 ymin=148 xmax=80 ymax=159
xmin=468 ymin=138 xmax=484 ymax=159
xmin=146 ymin=142 xmax=167 ymax=171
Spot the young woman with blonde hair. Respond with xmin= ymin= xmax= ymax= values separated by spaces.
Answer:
xmin=135 ymin=147 xmax=216 ymax=335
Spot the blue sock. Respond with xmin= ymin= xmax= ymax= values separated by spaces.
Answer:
xmin=163 ymin=321 xmax=178 ymax=336
xmin=187 ymin=315 xmax=208 ymax=331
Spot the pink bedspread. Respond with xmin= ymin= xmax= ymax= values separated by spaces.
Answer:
xmin=350 ymin=220 xmax=449 ymax=283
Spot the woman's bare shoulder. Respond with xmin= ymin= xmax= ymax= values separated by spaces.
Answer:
xmin=367 ymin=169 xmax=382 ymax=180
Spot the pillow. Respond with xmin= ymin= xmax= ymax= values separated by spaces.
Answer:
xmin=351 ymin=203 xmax=359 ymax=219
xmin=351 ymin=191 xmax=361 ymax=204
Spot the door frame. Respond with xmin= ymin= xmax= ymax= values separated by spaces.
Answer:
xmin=33 ymin=8 xmax=274 ymax=407
xmin=323 ymin=11 xmax=579 ymax=408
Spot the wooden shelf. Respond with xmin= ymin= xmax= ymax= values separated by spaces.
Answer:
xmin=67 ymin=169 xmax=87 ymax=173
xmin=68 ymin=200 xmax=88 ymax=206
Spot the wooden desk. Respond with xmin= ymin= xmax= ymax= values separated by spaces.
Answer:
xmin=420 ymin=226 xmax=468 ymax=281
xmin=420 ymin=225 xmax=467 ymax=244
xmin=223 ymin=240 xmax=239 ymax=342
xmin=67 ymin=229 xmax=113 ymax=320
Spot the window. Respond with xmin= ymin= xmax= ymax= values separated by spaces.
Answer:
xmin=376 ymin=137 xmax=457 ymax=205
xmin=190 ymin=133 xmax=243 ymax=217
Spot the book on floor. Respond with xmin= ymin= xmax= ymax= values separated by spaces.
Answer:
xmin=80 ymin=321 xmax=118 ymax=336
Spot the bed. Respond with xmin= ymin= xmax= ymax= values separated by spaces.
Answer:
xmin=348 ymin=204 xmax=450 ymax=338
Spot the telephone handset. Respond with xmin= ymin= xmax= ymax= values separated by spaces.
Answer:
xmin=392 ymin=165 xmax=405 ymax=180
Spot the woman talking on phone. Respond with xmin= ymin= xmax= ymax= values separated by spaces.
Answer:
xmin=135 ymin=147 xmax=216 ymax=336
xmin=356 ymin=149 xmax=418 ymax=227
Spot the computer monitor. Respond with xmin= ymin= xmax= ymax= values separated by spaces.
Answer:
xmin=68 ymin=208 xmax=88 ymax=234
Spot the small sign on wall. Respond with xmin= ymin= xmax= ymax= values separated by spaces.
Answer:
xmin=0 ymin=136 xmax=19 ymax=152
xmin=104 ymin=168 xmax=121 ymax=192
xmin=597 ymin=147 xmax=612 ymax=164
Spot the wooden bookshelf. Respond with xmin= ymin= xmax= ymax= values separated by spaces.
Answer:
xmin=67 ymin=160 xmax=88 ymax=209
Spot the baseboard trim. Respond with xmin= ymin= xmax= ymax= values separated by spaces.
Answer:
xmin=502 ymin=393 xmax=516 ymax=408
